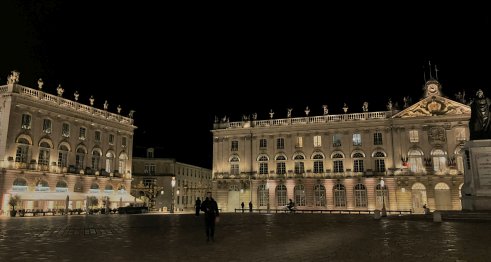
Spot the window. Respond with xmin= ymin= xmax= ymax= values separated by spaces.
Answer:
xmin=374 ymin=132 xmax=383 ymax=145
xmin=145 ymin=164 xmax=156 ymax=175
xmin=62 ymin=123 xmax=70 ymax=137
xmin=352 ymin=133 xmax=362 ymax=146
xmin=294 ymin=185 xmax=306 ymax=206
xmin=75 ymin=148 xmax=86 ymax=169
xmin=313 ymin=154 xmax=324 ymax=173
xmin=12 ymin=178 xmax=28 ymax=192
xmin=122 ymin=137 xmax=127 ymax=147
xmin=277 ymin=138 xmax=285 ymax=149
xmin=296 ymin=137 xmax=303 ymax=148
xmin=258 ymin=155 xmax=269 ymax=175
xmin=95 ymin=131 xmax=101 ymax=142
xmin=89 ymin=183 xmax=100 ymax=193
xmin=258 ymin=184 xmax=269 ymax=207
xmin=332 ymin=153 xmax=344 ymax=173
xmin=276 ymin=155 xmax=286 ymax=175
xmin=92 ymin=150 xmax=101 ymax=170
xmin=58 ymin=145 xmax=69 ymax=168
xmin=432 ymin=149 xmax=447 ymax=173
xmin=409 ymin=130 xmax=419 ymax=143
xmin=294 ymin=154 xmax=305 ymax=174
xmin=353 ymin=152 xmax=364 ymax=172
xmin=43 ymin=119 xmax=52 ymax=134
xmin=106 ymin=152 xmax=114 ymax=173
xmin=79 ymin=127 xmax=86 ymax=140
xmin=56 ymin=181 xmax=68 ymax=192
xmin=231 ymin=140 xmax=238 ymax=151
xmin=35 ymin=180 xmax=50 ymax=192
xmin=259 ymin=139 xmax=267 ymax=149
xmin=276 ymin=185 xmax=287 ymax=206
xmin=314 ymin=184 xmax=326 ymax=207
xmin=147 ymin=148 xmax=154 ymax=158
xmin=15 ymin=138 xmax=29 ymax=163
xmin=119 ymin=153 xmax=128 ymax=174
xmin=230 ymin=156 xmax=239 ymax=175
xmin=332 ymin=134 xmax=342 ymax=147
xmin=374 ymin=151 xmax=386 ymax=172
xmin=109 ymin=134 xmax=115 ymax=145
xmin=455 ymin=127 xmax=466 ymax=142
xmin=313 ymin=135 xmax=322 ymax=147
xmin=38 ymin=142 xmax=51 ymax=169
xmin=21 ymin=114 xmax=31 ymax=129
xmin=354 ymin=184 xmax=367 ymax=207
xmin=408 ymin=150 xmax=424 ymax=173
xmin=333 ymin=184 xmax=346 ymax=207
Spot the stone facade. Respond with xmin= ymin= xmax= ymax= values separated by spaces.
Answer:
xmin=212 ymin=80 xmax=470 ymax=213
xmin=0 ymin=73 xmax=136 ymax=214
xmin=132 ymin=148 xmax=212 ymax=212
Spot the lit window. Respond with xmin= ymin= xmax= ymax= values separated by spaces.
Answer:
xmin=352 ymin=133 xmax=361 ymax=146
xmin=296 ymin=137 xmax=303 ymax=148
xmin=313 ymin=136 xmax=322 ymax=147
xmin=455 ymin=127 xmax=466 ymax=142
xmin=409 ymin=130 xmax=419 ymax=143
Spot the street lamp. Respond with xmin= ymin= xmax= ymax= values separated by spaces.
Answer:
xmin=171 ymin=177 xmax=176 ymax=213
xmin=380 ymin=177 xmax=387 ymax=217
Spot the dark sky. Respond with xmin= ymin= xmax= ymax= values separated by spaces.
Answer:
xmin=1 ymin=2 xmax=490 ymax=168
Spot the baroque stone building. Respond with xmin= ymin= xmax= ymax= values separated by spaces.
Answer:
xmin=0 ymin=71 xmax=136 ymax=214
xmin=212 ymin=79 xmax=470 ymax=213
xmin=132 ymin=148 xmax=213 ymax=212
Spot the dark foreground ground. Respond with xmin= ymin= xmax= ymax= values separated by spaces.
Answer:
xmin=1 ymin=213 xmax=489 ymax=261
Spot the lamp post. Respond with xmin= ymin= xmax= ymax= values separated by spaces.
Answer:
xmin=380 ymin=177 xmax=387 ymax=217
xmin=176 ymin=189 xmax=180 ymax=212
xmin=171 ymin=177 xmax=176 ymax=213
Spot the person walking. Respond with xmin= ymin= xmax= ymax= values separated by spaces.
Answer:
xmin=241 ymin=202 xmax=245 ymax=213
xmin=200 ymin=192 xmax=219 ymax=242
xmin=249 ymin=201 xmax=253 ymax=213
xmin=195 ymin=197 xmax=201 ymax=216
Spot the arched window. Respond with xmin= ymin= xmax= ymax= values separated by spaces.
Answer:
xmin=15 ymin=138 xmax=30 ymax=164
xmin=35 ymin=179 xmax=50 ymax=192
xmin=373 ymin=151 xmax=386 ymax=172
xmin=352 ymin=152 xmax=365 ymax=172
xmin=276 ymin=184 xmax=287 ymax=206
xmin=333 ymin=184 xmax=346 ymax=207
xmin=257 ymin=184 xmax=269 ymax=207
xmin=56 ymin=181 xmax=68 ymax=192
xmin=90 ymin=183 xmax=100 ymax=193
xmin=313 ymin=154 xmax=324 ymax=173
xmin=58 ymin=144 xmax=70 ymax=168
xmin=257 ymin=155 xmax=269 ymax=175
xmin=354 ymin=184 xmax=367 ymax=207
xmin=229 ymin=155 xmax=240 ymax=175
xmin=76 ymin=147 xmax=87 ymax=169
xmin=431 ymin=149 xmax=447 ymax=173
xmin=119 ymin=152 xmax=128 ymax=174
xmin=408 ymin=149 xmax=424 ymax=173
xmin=332 ymin=153 xmax=344 ymax=173
xmin=92 ymin=149 xmax=101 ymax=170
xmin=294 ymin=184 xmax=305 ymax=206
xmin=38 ymin=142 xmax=51 ymax=170
xmin=294 ymin=154 xmax=305 ymax=174
xmin=106 ymin=151 xmax=114 ymax=173
xmin=275 ymin=154 xmax=287 ymax=175
xmin=12 ymin=178 xmax=28 ymax=192
xmin=105 ymin=184 xmax=114 ymax=193
xmin=314 ymin=184 xmax=326 ymax=207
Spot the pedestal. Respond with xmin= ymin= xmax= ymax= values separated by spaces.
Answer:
xmin=461 ymin=140 xmax=491 ymax=211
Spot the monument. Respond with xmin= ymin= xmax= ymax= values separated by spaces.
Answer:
xmin=462 ymin=89 xmax=491 ymax=210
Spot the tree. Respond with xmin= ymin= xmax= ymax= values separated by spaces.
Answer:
xmin=88 ymin=196 xmax=99 ymax=208
xmin=9 ymin=195 xmax=20 ymax=211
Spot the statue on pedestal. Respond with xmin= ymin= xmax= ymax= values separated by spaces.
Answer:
xmin=89 ymin=96 xmax=95 ymax=106
xmin=362 ymin=102 xmax=368 ymax=112
xmin=103 ymin=100 xmax=109 ymax=110
xmin=287 ymin=108 xmax=292 ymax=118
xmin=469 ymin=89 xmax=491 ymax=140
xmin=7 ymin=70 xmax=19 ymax=84
xmin=56 ymin=84 xmax=64 ymax=97
xmin=304 ymin=106 xmax=310 ymax=116
xmin=117 ymin=105 xmax=122 ymax=114
xmin=74 ymin=91 xmax=79 ymax=101
xmin=322 ymin=105 xmax=328 ymax=115
xmin=269 ymin=109 xmax=274 ymax=119
xmin=38 ymin=78 xmax=44 ymax=90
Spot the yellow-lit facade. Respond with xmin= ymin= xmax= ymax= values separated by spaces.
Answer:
xmin=212 ymin=80 xmax=469 ymax=213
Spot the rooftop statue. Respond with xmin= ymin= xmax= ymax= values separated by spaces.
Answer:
xmin=322 ymin=105 xmax=328 ymax=115
xmin=89 ymin=95 xmax=95 ymax=106
xmin=117 ymin=105 xmax=122 ymax=114
xmin=74 ymin=91 xmax=79 ymax=101
xmin=7 ymin=70 xmax=20 ymax=84
xmin=304 ymin=106 xmax=310 ymax=116
xmin=387 ymin=98 xmax=393 ymax=111
xmin=269 ymin=109 xmax=274 ymax=119
xmin=469 ymin=89 xmax=491 ymax=140
xmin=342 ymin=103 xmax=348 ymax=113
xmin=287 ymin=108 xmax=292 ymax=118
xmin=37 ymin=78 xmax=44 ymax=90
xmin=56 ymin=84 xmax=64 ymax=97
xmin=362 ymin=102 xmax=368 ymax=112
xmin=103 ymin=100 xmax=109 ymax=110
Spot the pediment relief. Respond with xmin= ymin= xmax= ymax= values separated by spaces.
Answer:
xmin=393 ymin=96 xmax=470 ymax=118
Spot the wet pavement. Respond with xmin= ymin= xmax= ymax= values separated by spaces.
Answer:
xmin=1 ymin=213 xmax=490 ymax=261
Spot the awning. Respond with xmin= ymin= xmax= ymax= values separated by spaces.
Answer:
xmin=87 ymin=193 xmax=143 ymax=203
xmin=12 ymin=192 xmax=87 ymax=201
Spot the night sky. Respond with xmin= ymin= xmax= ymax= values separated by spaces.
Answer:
xmin=1 ymin=2 xmax=490 ymax=168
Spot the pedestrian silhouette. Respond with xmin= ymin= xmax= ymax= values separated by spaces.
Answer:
xmin=200 ymin=192 xmax=219 ymax=242
xmin=249 ymin=201 xmax=253 ymax=213
xmin=195 ymin=197 xmax=201 ymax=216
xmin=241 ymin=202 xmax=245 ymax=213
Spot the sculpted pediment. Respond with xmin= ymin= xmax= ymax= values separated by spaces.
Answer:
xmin=393 ymin=95 xmax=470 ymax=118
